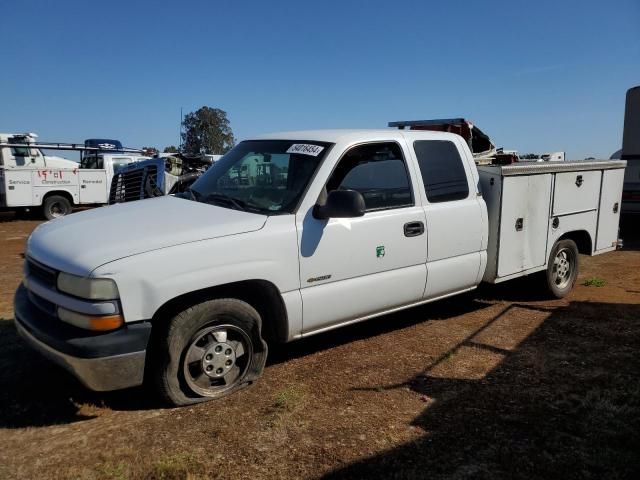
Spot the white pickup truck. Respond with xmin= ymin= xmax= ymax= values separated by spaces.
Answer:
xmin=0 ymin=134 xmax=149 ymax=219
xmin=14 ymin=129 xmax=625 ymax=405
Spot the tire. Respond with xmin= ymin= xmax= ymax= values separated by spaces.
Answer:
xmin=545 ymin=239 xmax=579 ymax=298
xmin=152 ymin=298 xmax=268 ymax=406
xmin=43 ymin=195 xmax=72 ymax=220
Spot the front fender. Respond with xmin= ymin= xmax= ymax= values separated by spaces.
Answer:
xmin=92 ymin=216 xmax=300 ymax=323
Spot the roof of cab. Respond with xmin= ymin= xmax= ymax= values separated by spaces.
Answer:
xmin=0 ymin=132 xmax=38 ymax=143
xmin=253 ymin=129 xmax=460 ymax=144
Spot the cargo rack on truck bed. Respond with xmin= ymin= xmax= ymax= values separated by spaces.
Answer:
xmin=485 ymin=160 xmax=627 ymax=175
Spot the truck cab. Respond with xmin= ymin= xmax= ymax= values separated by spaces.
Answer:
xmin=80 ymin=153 xmax=149 ymax=189
xmin=0 ymin=133 xmax=77 ymax=169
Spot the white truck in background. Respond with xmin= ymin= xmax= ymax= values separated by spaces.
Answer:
xmin=0 ymin=134 xmax=149 ymax=219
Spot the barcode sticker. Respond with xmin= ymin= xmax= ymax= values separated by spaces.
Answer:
xmin=286 ymin=144 xmax=325 ymax=156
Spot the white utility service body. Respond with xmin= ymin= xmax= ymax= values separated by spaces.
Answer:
xmin=479 ymin=161 xmax=624 ymax=282
xmin=14 ymin=129 xmax=625 ymax=405
xmin=0 ymin=133 xmax=148 ymax=218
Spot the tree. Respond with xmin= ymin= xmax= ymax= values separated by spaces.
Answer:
xmin=181 ymin=107 xmax=235 ymax=155
xmin=142 ymin=146 xmax=159 ymax=157
xmin=163 ymin=145 xmax=179 ymax=153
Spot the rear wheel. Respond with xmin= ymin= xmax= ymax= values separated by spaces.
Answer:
xmin=43 ymin=195 xmax=72 ymax=220
xmin=545 ymin=239 xmax=579 ymax=298
xmin=152 ymin=298 xmax=267 ymax=406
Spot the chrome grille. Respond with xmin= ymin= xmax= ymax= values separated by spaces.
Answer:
xmin=109 ymin=164 xmax=162 ymax=204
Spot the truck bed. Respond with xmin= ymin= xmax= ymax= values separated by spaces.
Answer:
xmin=478 ymin=160 xmax=626 ymax=283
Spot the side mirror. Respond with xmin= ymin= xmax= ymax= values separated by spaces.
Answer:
xmin=313 ymin=189 xmax=366 ymax=220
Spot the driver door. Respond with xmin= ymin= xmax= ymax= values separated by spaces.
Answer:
xmin=297 ymin=141 xmax=428 ymax=334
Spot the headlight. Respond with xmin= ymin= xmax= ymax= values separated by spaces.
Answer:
xmin=57 ymin=272 xmax=119 ymax=300
xmin=58 ymin=307 xmax=123 ymax=331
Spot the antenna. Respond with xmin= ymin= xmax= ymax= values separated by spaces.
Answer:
xmin=179 ymin=107 xmax=183 ymax=152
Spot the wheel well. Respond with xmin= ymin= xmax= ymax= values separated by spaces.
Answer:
xmin=42 ymin=190 xmax=74 ymax=207
xmin=558 ymin=230 xmax=592 ymax=255
xmin=151 ymin=280 xmax=289 ymax=343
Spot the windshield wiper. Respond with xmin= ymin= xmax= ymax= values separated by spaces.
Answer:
xmin=187 ymin=187 xmax=200 ymax=201
xmin=202 ymin=193 xmax=250 ymax=212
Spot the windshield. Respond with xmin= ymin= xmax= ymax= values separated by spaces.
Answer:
xmin=189 ymin=140 xmax=333 ymax=214
xmin=112 ymin=157 xmax=133 ymax=172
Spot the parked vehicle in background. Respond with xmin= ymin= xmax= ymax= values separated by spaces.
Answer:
xmin=15 ymin=122 xmax=625 ymax=406
xmin=520 ymin=152 xmax=566 ymax=162
xmin=108 ymin=153 xmax=214 ymax=204
xmin=618 ymin=86 xmax=640 ymax=214
xmin=0 ymin=134 xmax=148 ymax=219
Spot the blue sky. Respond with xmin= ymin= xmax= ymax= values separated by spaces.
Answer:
xmin=1 ymin=0 xmax=639 ymax=159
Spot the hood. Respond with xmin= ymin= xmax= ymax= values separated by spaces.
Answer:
xmin=28 ymin=196 xmax=267 ymax=275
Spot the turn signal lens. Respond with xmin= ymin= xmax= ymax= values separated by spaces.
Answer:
xmin=57 ymin=308 xmax=124 ymax=331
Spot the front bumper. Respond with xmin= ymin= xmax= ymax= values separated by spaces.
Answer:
xmin=14 ymin=284 xmax=151 ymax=391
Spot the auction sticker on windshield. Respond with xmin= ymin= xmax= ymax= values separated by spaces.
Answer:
xmin=286 ymin=144 xmax=325 ymax=156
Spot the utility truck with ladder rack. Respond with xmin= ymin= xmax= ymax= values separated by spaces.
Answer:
xmin=0 ymin=134 xmax=148 ymax=219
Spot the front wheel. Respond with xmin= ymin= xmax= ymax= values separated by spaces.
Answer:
xmin=43 ymin=195 xmax=72 ymax=220
xmin=545 ymin=239 xmax=579 ymax=298
xmin=152 ymin=298 xmax=268 ymax=406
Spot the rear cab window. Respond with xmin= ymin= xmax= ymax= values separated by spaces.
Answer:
xmin=81 ymin=155 xmax=104 ymax=169
xmin=413 ymin=140 xmax=470 ymax=202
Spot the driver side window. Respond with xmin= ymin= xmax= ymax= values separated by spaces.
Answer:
xmin=326 ymin=142 xmax=413 ymax=211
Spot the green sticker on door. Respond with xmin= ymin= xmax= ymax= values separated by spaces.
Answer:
xmin=376 ymin=245 xmax=385 ymax=258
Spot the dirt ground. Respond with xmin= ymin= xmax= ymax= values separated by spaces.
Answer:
xmin=0 ymin=212 xmax=638 ymax=480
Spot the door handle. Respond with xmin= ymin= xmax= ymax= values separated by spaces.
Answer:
xmin=404 ymin=221 xmax=425 ymax=237
xmin=515 ymin=217 xmax=524 ymax=231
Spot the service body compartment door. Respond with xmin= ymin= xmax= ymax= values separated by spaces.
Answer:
xmin=3 ymin=170 xmax=33 ymax=206
xmin=596 ymin=168 xmax=624 ymax=251
xmin=497 ymin=174 xmax=552 ymax=277
xmin=31 ymin=168 xmax=80 ymax=206
xmin=78 ymin=170 xmax=108 ymax=204
xmin=553 ymin=170 xmax=601 ymax=215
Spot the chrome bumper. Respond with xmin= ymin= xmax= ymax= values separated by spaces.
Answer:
xmin=15 ymin=319 xmax=146 ymax=391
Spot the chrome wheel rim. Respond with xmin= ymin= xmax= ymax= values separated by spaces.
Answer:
xmin=182 ymin=324 xmax=252 ymax=397
xmin=552 ymin=247 xmax=574 ymax=290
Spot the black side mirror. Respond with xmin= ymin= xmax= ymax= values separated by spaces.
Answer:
xmin=313 ymin=189 xmax=366 ymax=220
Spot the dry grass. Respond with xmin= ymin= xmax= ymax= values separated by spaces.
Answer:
xmin=1 ymin=213 xmax=639 ymax=479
